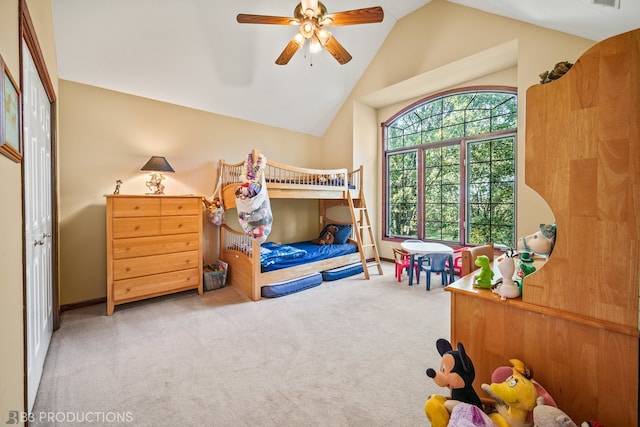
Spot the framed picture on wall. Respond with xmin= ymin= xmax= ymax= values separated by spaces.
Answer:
xmin=0 ymin=54 xmax=22 ymax=163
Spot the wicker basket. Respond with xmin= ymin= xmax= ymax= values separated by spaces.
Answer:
xmin=203 ymin=260 xmax=228 ymax=291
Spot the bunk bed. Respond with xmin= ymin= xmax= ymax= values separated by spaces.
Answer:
xmin=217 ymin=153 xmax=379 ymax=301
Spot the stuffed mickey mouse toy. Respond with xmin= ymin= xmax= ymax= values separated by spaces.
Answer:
xmin=424 ymin=338 xmax=483 ymax=427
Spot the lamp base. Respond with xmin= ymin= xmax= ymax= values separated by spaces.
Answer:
xmin=145 ymin=173 xmax=165 ymax=195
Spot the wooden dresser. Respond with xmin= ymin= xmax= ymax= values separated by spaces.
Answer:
xmin=446 ymin=29 xmax=639 ymax=426
xmin=105 ymin=195 xmax=203 ymax=315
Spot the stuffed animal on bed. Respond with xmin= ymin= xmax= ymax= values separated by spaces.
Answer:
xmin=311 ymin=225 xmax=338 ymax=245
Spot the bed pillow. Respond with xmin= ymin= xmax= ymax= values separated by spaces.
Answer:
xmin=318 ymin=224 xmax=353 ymax=245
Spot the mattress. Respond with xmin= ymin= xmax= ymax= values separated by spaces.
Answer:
xmin=321 ymin=263 xmax=364 ymax=281
xmin=261 ymin=241 xmax=358 ymax=272
xmin=260 ymin=273 xmax=323 ymax=298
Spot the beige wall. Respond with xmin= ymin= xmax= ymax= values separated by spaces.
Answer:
xmin=0 ymin=0 xmax=58 ymax=423
xmin=320 ymin=0 xmax=595 ymax=261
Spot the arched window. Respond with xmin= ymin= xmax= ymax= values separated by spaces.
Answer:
xmin=383 ymin=87 xmax=517 ymax=247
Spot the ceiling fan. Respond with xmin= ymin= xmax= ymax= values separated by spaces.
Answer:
xmin=237 ymin=1 xmax=384 ymax=65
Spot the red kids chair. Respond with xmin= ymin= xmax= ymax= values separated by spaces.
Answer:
xmin=393 ymin=247 xmax=418 ymax=283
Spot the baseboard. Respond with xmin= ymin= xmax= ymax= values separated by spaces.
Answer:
xmin=61 ymin=297 xmax=106 ymax=312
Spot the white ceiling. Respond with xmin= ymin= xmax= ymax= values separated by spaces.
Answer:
xmin=52 ymin=0 xmax=640 ymax=137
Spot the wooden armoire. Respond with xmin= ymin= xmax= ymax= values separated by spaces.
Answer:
xmin=447 ymin=28 xmax=639 ymax=425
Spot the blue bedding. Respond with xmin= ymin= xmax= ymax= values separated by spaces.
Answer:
xmin=260 ymin=242 xmax=307 ymax=268
xmin=261 ymin=241 xmax=358 ymax=272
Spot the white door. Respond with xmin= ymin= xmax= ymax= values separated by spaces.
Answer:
xmin=23 ymin=39 xmax=54 ymax=412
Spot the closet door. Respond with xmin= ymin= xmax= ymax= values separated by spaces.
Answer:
xmin=23 ymin=38 xmax=53 ymax=412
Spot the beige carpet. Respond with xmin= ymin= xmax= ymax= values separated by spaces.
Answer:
xmin=33 ymin=262 xmax=451 ymax=426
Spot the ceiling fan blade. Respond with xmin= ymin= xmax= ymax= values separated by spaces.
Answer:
xmin=323 ymin=7 xmax=384 ymax=26
xmin=275 ymin=35 xmax=304 ymax=65
xmin=237 ymin=14 xmax=298 ymax=25
xmin=321 ymin=33 xmax=352 ymax=64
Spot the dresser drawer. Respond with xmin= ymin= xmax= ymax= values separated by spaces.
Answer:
xmin=112 ymin=217 xmax=160 ymax=238
xmin=113 ymin=268 xmax=200 ymax=302
xmin=161 ymin=197 xmax=200 ymax=216
xmin=160 ymin=216 xmax=200 ymax=235
xmin=113 ymin=250 xmax=199 ymax=280
xmin=112 ymin=197 xmax=161 ymax=217
xmin=112 ymin=233 xmax=200 ymax=259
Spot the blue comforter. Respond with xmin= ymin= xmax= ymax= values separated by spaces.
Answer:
xmin=260 ymin=242 xmax=307 ymax=268
xmin=261 ymin=241 xmax=358 ymax=272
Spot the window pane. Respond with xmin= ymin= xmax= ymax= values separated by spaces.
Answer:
xmin=388 ymin=136 xmax=403 ymax=150
xmin=466 ymin=136 xmax=516 ymax=246
xmin=387 ymin=151 xmax=418 ymax=237
xmin=384 ymin=89 xmax=516 ymax=246
xmin=442 ymin=124 xmax=464 ymax=139
xmin=466 ymin=118 xmax=491 ymax=136
xmin=422 ymin=129 xmax=442 ymax=143
xmin=423 ymin=145 xmax=460 ymax=241
xmin=469 ymin=163 xmax=490 ymax=184
xmin=404 ymin=132 xmax=421 ymax=147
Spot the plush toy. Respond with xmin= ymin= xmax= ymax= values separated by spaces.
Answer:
xmin=517 ymin=223 xmax=556 ymax=258
xmin=311 ymin=225 xmax=337 ymax=245
xmin=494 ymin=250 xmax=520 ymax=300
xmin=533 ymin=404 xmax=577 ymax=427
xmin=448 ymin=402 xmax=496 ymax=427
xmin=489 ymin=364 xmax=558 ymax=426
xmin=202 ymin=196 xmax=224 ymax=226
xmin=424 ymin=339 xmax=483 ymax=427
xmin=516 ymin=263 xmax=536 ymax=294
xmin=539 ymin=61 xmax=573 ymax=84
xmin=482 ymin=359 xmax=538 ymax=427
xmin=474 ymin=255 xmax=494 ymax=289
xmin=532 ymin=398 xmax=605 ymax=427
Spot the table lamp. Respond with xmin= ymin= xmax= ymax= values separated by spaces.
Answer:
xmin=141 ymin=156 xmax=174 ymax=195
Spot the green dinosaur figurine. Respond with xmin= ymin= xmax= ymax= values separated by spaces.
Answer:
xmin=473 ymin=255 xmax=494 ymax=289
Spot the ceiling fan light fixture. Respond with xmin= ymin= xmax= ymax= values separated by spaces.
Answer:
xmin=293 ymin=32 xmax=305 ymax=45
xmin=318 ymin=16 xmax=333 ymax=26
xmin=309 ymin=35 xmax=322 ymax=53
xmin=301 ymin=20 xmax=315 ymax=38
xmin=317 ymin=28 xmax=330 ymax=45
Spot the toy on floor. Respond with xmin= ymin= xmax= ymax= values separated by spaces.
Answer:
xmin=474 ymin=255 xmax=494 ymax=289
xmin=424 ymin=339 xmax=483 ymax=427
xmin=481 ymin=359 xmax=538 ymax=427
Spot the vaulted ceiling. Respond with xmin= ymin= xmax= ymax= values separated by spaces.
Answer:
xmin=52 ymin=0 xmax=640 ymax=136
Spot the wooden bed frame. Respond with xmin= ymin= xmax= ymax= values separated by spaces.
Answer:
xmin=218 ymin=154 xmax=367 ymax=301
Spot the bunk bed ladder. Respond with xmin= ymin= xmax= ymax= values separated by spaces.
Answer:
xmin=347 ymin=191 xmax=383 ymax=279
